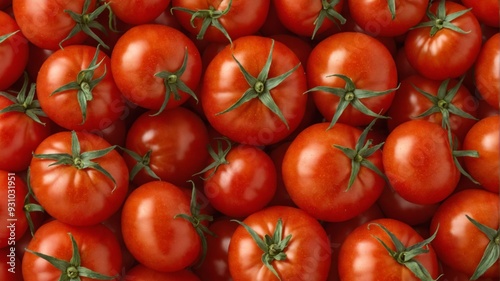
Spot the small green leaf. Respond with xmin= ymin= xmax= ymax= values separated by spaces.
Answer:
xmin=312 ymin=0 xmax=346 ymax=40
xmin=0 ymin=30 xmax=20 ymax=44
xmin=387 ymin=0 xmax=396 ymax=19
xmin=466 ymin=215 xmax=500 ymax=280
xmin=119 ymin=147 xmax=161 ymax=182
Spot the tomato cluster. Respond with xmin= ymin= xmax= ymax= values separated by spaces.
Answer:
xmin=1 ymin=0 xmax=499 ymax=280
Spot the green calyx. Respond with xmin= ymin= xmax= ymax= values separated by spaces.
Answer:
xmin=33 ymin=131 xmax=117 ymax=190
xmin=23 ymin=168 xmax=45 ymax=236
xmin=26 ymin=232 xmax=117 ymax=281
xmin=51 ymin=45 xmax=107 ymax=125
xmin=216 ymin=39 xmax=300 ymax=130
xmin=60 ymin=0 xmax=113 ymax=49
xmin=193 ymin=137 xmax=231 ymax=179
xmin=333 ymin=118 xmax=387 ymax=191
xmin=312 ymin=0 xmax=346 ymax=40
xmin=232 ymin=218 xmax=292 ymax=281
xmin=387 ymin=0 xmax=396 ymax=19
xmin=119 ymin=147 xmax=160 ymax=182
xmin=0 ymin=73 xmax=47 ymax=125
xmin=369 ymin=223 xmax=441 ymax=281
xmin=153 ymin=47 xmax=199 ymax=116
xmin=411 ymin=0 xmax=472 ymax=37
xmin=174 ymin=181 xmax=215 ymax=268
xmin=171 ymin=0 xmax=233 ymax=44
xmin=0 ymin=29 xmax=19 ymax=44
xmin=466 ymin=215 xmax=500 ymax=280
xmin=450 ymin=133 xmax=480 ymax=184
xmin=305 ymin=74 xmax=399 ymax=130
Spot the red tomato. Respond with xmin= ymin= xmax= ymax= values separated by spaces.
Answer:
xmin=383 ymin=120 xmax=461 ymax=204
xmin=202 ymin=142 xmax=277 ymax=218
xmin=171 ymin=0 xmax=269 ymax=43
xmin=461 ymin=0 xmax=499 ymax=27
xmin=106 ymin=0 xmax=172 ymax=25
xmin=201 ymin=35 xmax=308 ymax=146
xmin=0 ymin=246 xmax=23 ymax=281
xmin=124 ymin=264 xmax=201 ymax=281
xmin=463 ymin=115 xmax=500 ymax=193
xmin=0 ymin=171 xmax=28 ymax=248
xmin=29 ymin=131 xmax=129 ymax=226
xmin=123 ymin=106 xmax=210 ymax=188
xmin=22 ymin=220 xmax=122 ymax=281
xmin=111 ymin=24 xmax=202 ymax=114
xmin=348 ymin=0 xmax=428 ymax=37
xmin=228 ymin=205 xmax=331 ymax=281
xmin=338 ymin=218 xmax=440 ymax=280
xmin=37 ymin=45 xmax=126 ymax=131
xmin=0 ymin=10 xmax=29 ymax=91
xmin=430 ymin=189 xmax=500 ymax=279
xmin=474 ymin=33 xmax=500 ymax=110
xmin=121 ymin=181 xmax=201 ymax=273
xmin=404 ymin=0 xmax=482 ymax=80
xmin=306 ymin=31 xmax=398 ymax=127
xmin=282 ymin=122 xmax=385 ymax=222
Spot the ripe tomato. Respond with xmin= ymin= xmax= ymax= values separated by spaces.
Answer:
xmin=282 ymin=121 xmax=385 ymax=222
xmin=123 ymin=106 xmax=210 ymax=188
xmin=461 ymin=0 xmax=499 ymax=27
xmin=463 ymin=115 xmax=499 ymax=193
xmin=111 ymin=24 xmax=202 ymax=114
xmin=383 ymin=120 xmax=460 ymax=204
xmin=430 ymin=189 xmax=500 ymax=279
xmin=29 ymin=131 xmax=129 ymax=226
xmin=338 ymin=218 xmax=440 ymax=280
xmin=0 ymin=10 xmax=29 ymax=91
xmin=404 ymin=0 xmax=482 ymax=80
xmin=0 ymin=171 xmax=28 ymax=249
xmin=124 ymin=264 xmax=201 ymax=281
xmin=201 ymin=141 xmax=277 ymax=218
xmin=37 ymin=45 xmax=126 ymax=131
xmin=228 ymin=205 xmax=331 ymax=281
xmin=201 ymin=35 xmax=308 ymax=146
xmin=22 ymin=220 xmax=122 ymax=281
xmin=121 ymin=181 xmax=201 ymax=273
xmin=306 ymin=31 xmax=398 ymax=128
xmin=347 ymin=0 xmax=428 ymax=37
xmin=474 ymin=32 xmax=499 ymax=110
xmin=105 ymin=0 xmax=172 ymax=25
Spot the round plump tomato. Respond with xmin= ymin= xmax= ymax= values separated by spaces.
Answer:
xmin=121 ymin=181 xmax=201 ymax=273
xmin=29 ymin=131 xmax=129 ymax=226
xmin=306 ymin=31 xmax=398 ymax=128
xmin=201 ymin=35 xmax=308 ymax=146
xmin=22 ymin=220 xmax=122 ymax=281
xmin=111 ymin=24 xmax=202 ymax=114
xmin=37 ymin=44 xmax=126 ymax=131
xmin=463 ymin=115 xmax=499 ymax=193
xmin=474 ymin=32 xmax=499 ymax=110
xmin=0 ymin=171 xmax=28 ymax=249
xmin=347 ymin=0 xmax=428 ymax=37
xmin=123 ymin=106 xmax=210 ymax=188
xmin=105 ymin=0 xmax=172 ymax=25
xmin=124 ymin=264 xmax=201 ymax=281
xmin=430 ymin=189 xmax=500 ymax=280
xmin=338 ymin=218 xmax=440 ymax=280
xmin=0 ymin=10 xmax=29 ymax=91
xmin=404 ymin=0 xmax=482 ymax=80
xmin=383 ymin=119 xmax=460 ymax=205
xmin=171 ymin=0 xmax=270 ymax=43
xmin=282 ymin=121 xmax=385 ymax=222
xmin=228 ymin=205 xmax=331 ymax=281
xmin=461 ymin=0 xmax=499 ymax=27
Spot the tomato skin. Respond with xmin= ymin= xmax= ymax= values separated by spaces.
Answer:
xmin=474 ymin=33 xmax=500 ymax=110
xmin=124 ymin=107 xmax=210 ymax=188
xmin=202 ymin=35 xmax=308 ymax=146
xmin=228 ymin=205 xmax=331 ymax=281
xmin=0 ymin=10 xmax=29 ymax=91
xmin=121 ymin=181 xmax=201 ymax=273
xmin=404 ymin=1 xmax=482 ymax=80
xmin=12 ymin=0 xmax=97 ymax=50
xmin=461 ymin=0 xmax=499 ymax=27
xmin=348 ymin=0 xmax=428 ymax=37
xmin=111 ymin=24 xmax=202 ymax=112
xmin=22 ymin=220 xmax=122 ymax=281
xmin=203 ymin=144 xmax=277 ymax=218
xmin=282 ymin=122 xmax=385 ymax=222
xmin=37 ymin=45 xmax=126 ymax=131
xmin=106 ymin=0 xmax=172 ymax=25
xmin=0 ymin=246 xmax=23 ymax=281
xmin=172 ymin=0 xmax=270 ymax=43
xmin=306 ymin=32 xmax=398 ymax=127
xmin=430 ymin=189 xmax=500 ymax=279
xmin=0 ymin=171 xmax=28 ymax=248
xmin=338 ymin=218 xmax=440 ymax=281
xmin=124 ymin=264 xmax=201 ymax=281
xmin=29 ymin=131 xmax=129 ymax=226
xmin=463 ymin=115 xmax=500 ymax=193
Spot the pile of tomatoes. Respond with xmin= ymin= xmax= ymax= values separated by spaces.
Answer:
xmin=1 ymin=0 xmax=499 ymax=280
